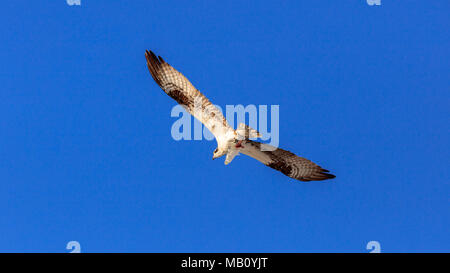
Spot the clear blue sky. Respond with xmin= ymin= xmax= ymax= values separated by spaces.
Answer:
xmin=0 ymin=1 xmax=448 ymax=253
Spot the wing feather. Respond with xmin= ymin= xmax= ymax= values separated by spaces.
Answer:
xmin=145 ymin=50 xmax=232 ymax=138
xmin=240 ymin=140 xmax=336 ymax=182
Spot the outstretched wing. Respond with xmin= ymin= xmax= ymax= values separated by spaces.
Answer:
xmin=145 ymin=50 xmax=232 ymax=139
xmin=240 ymin=140 xmax=336 ymax=182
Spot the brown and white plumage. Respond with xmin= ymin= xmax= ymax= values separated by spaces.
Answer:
xmin=145 ymin=50 xmax=234 ymax=141
xmin=145 ymin=50 xmax=335 ymax=182
xmin=239 ymin=141 xmax=335 ymax=181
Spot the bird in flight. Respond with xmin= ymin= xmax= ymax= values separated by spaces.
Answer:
xmin=145 ymin=50 xmax=335 ymax=182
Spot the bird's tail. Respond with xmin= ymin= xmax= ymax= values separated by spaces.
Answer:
xmin=235 ymin=123 xmax=261 ymax=140
xmin=223 ymin=124 xmax=261 ymax=165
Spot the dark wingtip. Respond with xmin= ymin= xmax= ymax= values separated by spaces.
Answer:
xmin=145 ymin=50 xmax=166 ymax=64
xmin=318 ymin=171 xmax=336 ymax=181
xmin=317 ymin=168 xmax=335 ymax=180
xmin=158 ymin=55 xmax=166 ymax=63
xmin=325 ymin=173 xmax=336 ymax=179
xmin=145 ymin=49 xmax=154 ymax=59
xmin=297 ymin=171 xmax=336 ymax=182
xmin=149 ymin=50 xmax=160 ymax=64
xmin=145 ymin=49 xmax=163 ymax=87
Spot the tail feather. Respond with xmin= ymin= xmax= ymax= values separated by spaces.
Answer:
xmin=236 ymin=123 xmax=261 ymax=140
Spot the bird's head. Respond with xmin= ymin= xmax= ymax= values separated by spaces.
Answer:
xmin=212 ymin=147 xmax=227 ymax=160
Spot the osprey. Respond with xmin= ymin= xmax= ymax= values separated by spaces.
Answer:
xmin=145 ymin=50 xmax=335 ymax=182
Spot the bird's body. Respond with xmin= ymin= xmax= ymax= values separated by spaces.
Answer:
xmin=145 ymin=50 xmax=335 ymax=182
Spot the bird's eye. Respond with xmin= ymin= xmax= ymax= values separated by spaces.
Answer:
xmin=214 ymin=148 xmax=218 ymax=153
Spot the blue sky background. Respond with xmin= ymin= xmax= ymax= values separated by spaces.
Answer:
xmin=0 ymin=1 xmax=448 ymax=253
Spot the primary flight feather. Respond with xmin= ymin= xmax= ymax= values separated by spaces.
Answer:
xmin=145 ymin=50 xmax=335 ymax=182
